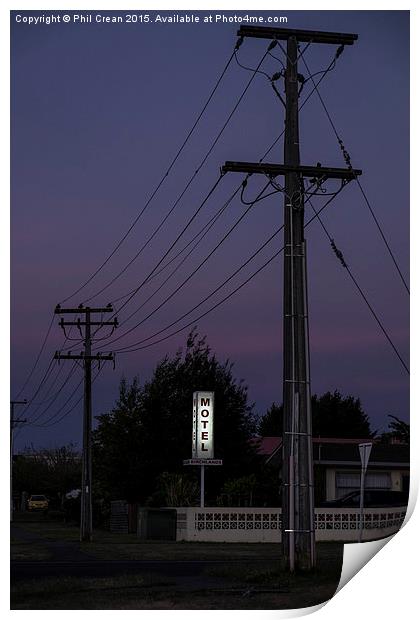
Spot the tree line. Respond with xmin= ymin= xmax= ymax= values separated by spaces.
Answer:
xmin=13 ymin=331 xmax=409 ymax=513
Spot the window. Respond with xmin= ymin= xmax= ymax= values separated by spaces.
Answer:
xmin=335 ymin=471 xmax=391 ymax=498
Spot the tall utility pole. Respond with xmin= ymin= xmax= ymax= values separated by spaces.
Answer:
xmin=222 ymin=26 xmax=360 ymax=570
xmin=54 ymin=304 xmax=117 ymax=542
xmin=10 ymin=400 xmax=27 ymax=521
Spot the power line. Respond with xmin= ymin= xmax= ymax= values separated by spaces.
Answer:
xmin=108 ymin=188 xmax=241 ymax=323
xmin=14 ymin=322 xmax=82 ymax=421
xmin=13 ymin=42 xmax=345 ymax=408
xmin=31 ymin=375 xmax=84 ymax=428
xmin=27 ymin=365 xmax=103 ymax=429
xmin=306 ymin=191 xmax=409 ymax=375
xmin=15 ymin=356 xmax=56 ymax=422
xmin=109 ymin=189 xmax=237 ymax=306
xmin=355 ymin=178 xmax=409 ymax=294
xmin=21 ymin=41 xmax=340 ymax=375
xmin=82 ymin=46 xmax=272 ymax=306
xmin=12 ymin=313 xmax=55 ymax=400
xmin=235 ymin=41 xmax=313 ymax=108
xmin=116 ymin=222 xmax=283 ymax=353
xmin=234 ymin=50 xmax=272 ymax=80
xmin=59 ymin=45 xmax=240 ymax=305
xmin=55 ymin=193 xmax=242 ymax=353
xmin=15 ymin=311 xmax=107 ymax=424
xmin=14 ymin=38 xmax=262 ymax=430
xmin=240 ymin=180 xmax=281 ymax=205
xmin=97 ymin=180 xmax=273 ymax=348
xmin=256 ymin=46 xmax=344 ymax=164
xmin=24 ymin=363 xmax=65 ymax=407
xmin=108 ymin=174 xmax=225 ymax=323
xmin=115 ymin=186 xmax=347 ymax=354
xmin=25 ymin=362 xmax=79 ymax=426
xmin=268 ymin=50 xmax=286 ymax=69
xmin=300 ymin=54 xmax=410 ymax=295
xmin=66 ymin=56 xmax=341 ymax=353
xmin=98 ymin=48 xmax=341 ymax=335
xmin=12 ymin=354 xmax=60 ymax=441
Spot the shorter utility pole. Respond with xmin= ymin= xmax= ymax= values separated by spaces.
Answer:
xmin=10 ymin=399 xmax=27 ymax=521
xmin=54 ymin=304 xmax=117 ymax=542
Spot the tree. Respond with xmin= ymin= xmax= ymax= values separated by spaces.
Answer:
xmin=380 ymin=415 xmax=409 ymax=444
xmin=155 ymin=472 xmax=199 ymax=507
xmin=312 ymin=391 xmax=371 ymax=437
xmin=258 ymin=403 xmax=283 ymax=436
xmin=93 ymin=331 xmax=258 ymax=504
xmin=92 ymin=377 xmax=145 ymax=503
xmin=13 ymin=443 xmax=81 ymax=507
xmin=217 ymin=474 xmax=258 ymax=507
xmin=258 ymin=390 xmax=372 ymax=438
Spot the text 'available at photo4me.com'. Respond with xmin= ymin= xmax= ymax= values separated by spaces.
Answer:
xmin=14 ymin=12 xmax=289 ymax=27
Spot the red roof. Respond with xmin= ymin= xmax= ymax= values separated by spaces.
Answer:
xmin=252 ymin=436 xmax=281 ymax=456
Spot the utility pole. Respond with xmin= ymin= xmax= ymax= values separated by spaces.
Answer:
xmin=54 ymin=304 xmax=117 ymax=542
xmin=10 ymin=400 xmax=27 ymax=521
xmin=222 ymin=26 xmax=361 ymax=571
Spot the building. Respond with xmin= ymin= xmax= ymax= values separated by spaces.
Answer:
xmin=254 ymin=436 xmax=409 ymax=505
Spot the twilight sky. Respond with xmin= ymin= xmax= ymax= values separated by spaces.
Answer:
xmin=11 ymin=10 xmax=409 ymax=451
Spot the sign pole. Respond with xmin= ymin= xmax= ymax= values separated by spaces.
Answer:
xmin=358 ymin=442 xmax=372 ymax=543
xmin=359 ymin=468 xmax=366 ymax=543
xmin=200 ymin=465 xmax=205 ymax=508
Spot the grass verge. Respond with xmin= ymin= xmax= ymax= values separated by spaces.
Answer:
xmin=11 ymin=543 xmax=53 ymax=561
xmin=11 ymin=567 xmax=340 ymax=610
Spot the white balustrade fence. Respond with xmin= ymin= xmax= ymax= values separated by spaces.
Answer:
xmin=176 ymin=506 xmax=407 ymax=543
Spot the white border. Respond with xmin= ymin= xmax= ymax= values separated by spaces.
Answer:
xmin=4 ymin=2 xmax=417 ymax=619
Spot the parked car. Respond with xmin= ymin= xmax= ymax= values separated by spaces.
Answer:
xmin=320 ymin=489 xmax=408 ymax=508
xmin=27 ymin=494 xmax=49 ymax=511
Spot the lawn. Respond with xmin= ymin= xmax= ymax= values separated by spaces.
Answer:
xmin=11 ymin=569 xmax=341 ymax=610
xmin=11 ymin=542 xmax=53 ymax=561
xmin=12 ymin=520 xmax=288 ymax=561
xmin=13 ymin=520 xmax=138 ymax=545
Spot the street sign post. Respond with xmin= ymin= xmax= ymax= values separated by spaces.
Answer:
xmin=358 ymin=442 xmax=373 ymax=542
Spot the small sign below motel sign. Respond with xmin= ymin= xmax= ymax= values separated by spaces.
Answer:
xmin=183 ymin=458 xmax=223 ymax=466
xmin=192 ymin=391 xmax=215 ymax=459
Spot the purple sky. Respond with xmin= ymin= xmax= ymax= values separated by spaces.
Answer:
xmin=11 ymin=10 xmax=409 ymax=450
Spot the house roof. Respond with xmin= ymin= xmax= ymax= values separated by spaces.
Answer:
xmin=252 ymin=436 xmax=281 ymax=456
xmin=252 ymin=436 xmax=381 ymax=456
xmin=314 ymin=442 xmax=409 ymax=466
xmin=253 ymin=436 xmax=409 ymax=468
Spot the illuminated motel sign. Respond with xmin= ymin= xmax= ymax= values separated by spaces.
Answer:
xmin=192 ymin=391 xmax=214 ymax=459
xmin=184 ymin=391 xmax=221 ymax=506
